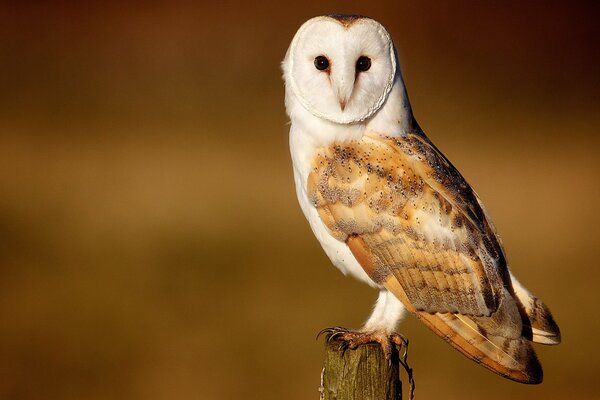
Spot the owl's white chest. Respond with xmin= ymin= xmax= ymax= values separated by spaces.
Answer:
xmin=288 ymin=121 xmax=380 ymax=288
xmin=286 ymin=77 xmax=411 ymax=288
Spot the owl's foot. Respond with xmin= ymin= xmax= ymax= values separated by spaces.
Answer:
xmin=318 ymin=326 xmax=407 ymax=360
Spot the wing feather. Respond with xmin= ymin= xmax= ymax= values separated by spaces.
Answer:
xmin=309 ymin=133 xmax=503 ymax=315
xmin=347 ymin=235 xmax=542 ymax=383
xmin=310 ymin=132 xmax=544 ymax=383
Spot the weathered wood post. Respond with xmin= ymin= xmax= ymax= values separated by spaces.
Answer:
xmin=319 ymin=336 xmax=415 ymax=400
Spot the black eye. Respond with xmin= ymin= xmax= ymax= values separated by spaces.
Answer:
xmin=356 ymin=56 xmax=371 ymax=72
xmin=314 ymin=56 xmax=329 ymax=71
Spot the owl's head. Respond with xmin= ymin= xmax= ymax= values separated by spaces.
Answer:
xmin=283 ymin=15 xmax=398 ymax=125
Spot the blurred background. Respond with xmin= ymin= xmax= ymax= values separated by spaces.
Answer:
xmin=0 ymin=1 xmax=598 ymax=399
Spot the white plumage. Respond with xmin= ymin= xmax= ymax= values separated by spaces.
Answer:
xmin=283 ymin=15 xmax=413 ymax=332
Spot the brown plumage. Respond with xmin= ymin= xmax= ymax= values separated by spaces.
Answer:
xmin=308 ymin=129 xmax=559 ymax=383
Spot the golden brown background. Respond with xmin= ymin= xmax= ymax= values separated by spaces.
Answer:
xmin=1 ymin=1 xmax=598 ymax=399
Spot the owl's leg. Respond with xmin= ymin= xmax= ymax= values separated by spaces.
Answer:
xmin=363 ymin=289 xmax=407 ymax=332
xmin=320 ymin=290 xmax=407 ymax=358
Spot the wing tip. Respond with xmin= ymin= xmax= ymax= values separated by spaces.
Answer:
xmin=506 ymin=350 xmax=543 ymax=384
xmin=415 ymin=310 xmax=545 ymax=384
xmin=383 ymin=275 xmax=548 ymax=384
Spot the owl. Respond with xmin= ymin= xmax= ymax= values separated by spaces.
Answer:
xmin=282 ymin=14 xmax=560 ymax=384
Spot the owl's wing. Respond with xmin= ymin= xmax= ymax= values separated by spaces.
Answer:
xmin=308 ymin=131 xmax=543 ymax=383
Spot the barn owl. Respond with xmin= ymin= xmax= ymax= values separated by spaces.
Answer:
xmin=282 ymin=14 xmax=560 ymax=384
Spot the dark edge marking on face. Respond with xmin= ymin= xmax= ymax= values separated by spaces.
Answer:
xmin=325 ymin=14 xmax=368 ymax=28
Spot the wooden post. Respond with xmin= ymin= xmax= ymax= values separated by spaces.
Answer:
xmin=319 ymin=336 xmax=414 ymax=400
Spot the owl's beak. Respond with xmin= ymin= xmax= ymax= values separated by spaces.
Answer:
xmin=335 ymin=82 xmax=354 ymax=112
xmin=334 ymin=67 xmax=355 ymax=112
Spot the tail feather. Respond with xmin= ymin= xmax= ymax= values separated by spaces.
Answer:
xmin=511 ymin=275 xmax=561 ymax=345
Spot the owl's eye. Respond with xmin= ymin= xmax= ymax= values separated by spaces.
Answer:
xmin=356 ymin=56 xmax=371 ymax=72
xmin=314 ymin=56 xmax=330 ymax=71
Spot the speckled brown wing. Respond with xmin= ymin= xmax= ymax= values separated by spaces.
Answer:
xmin=308 ymin=131 xmax=543 ymax=383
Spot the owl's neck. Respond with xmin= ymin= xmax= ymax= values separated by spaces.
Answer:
xmin=288 ymin=76 xmax=415 ymax=183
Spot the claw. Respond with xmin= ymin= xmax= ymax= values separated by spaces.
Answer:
xmin=317 ymin=326 xmax=346 ymax=340
xmin=316 ymin=327 xmax=333 ymax=340
xmin=318 ymin=327 xmax=415 ymax=400
xmin=316 ymin=327 xmax=330 ymax=340
xmin=318 ymin=327 xmax=401 ymax=359
xmin=317 ymin=326 xmax=350 ymax=342
xmin=329 ymin=331 xmax=346 ymax=342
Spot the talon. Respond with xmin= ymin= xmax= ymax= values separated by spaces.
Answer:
xmin=319 ymin=327 xmax=403 ymax=358
xmin=319 ymin=327 xmax=414 ymax=399
xmin=317 ymin=326 xmax=351 ymax=343
xmin=316 ymin=327 xmax=333 ymax=340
